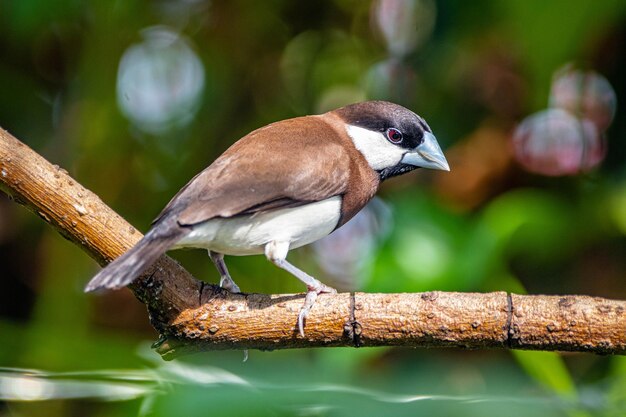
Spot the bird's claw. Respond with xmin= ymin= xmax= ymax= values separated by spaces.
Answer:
xmin=298 ymin=284 xmax=337 ymax=337
xmin=220 ymin=276 xmax=241 ymax=293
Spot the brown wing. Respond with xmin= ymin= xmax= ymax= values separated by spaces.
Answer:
xmin=154 ymin=116 xmax=351 ymax=226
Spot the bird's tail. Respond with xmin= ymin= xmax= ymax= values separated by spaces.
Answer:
xmin=84 ymin=224 xmax=183 ymax=292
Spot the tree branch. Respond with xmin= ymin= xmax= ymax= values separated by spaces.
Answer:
xmin=1 ymin=127 xmax=624 ymax=359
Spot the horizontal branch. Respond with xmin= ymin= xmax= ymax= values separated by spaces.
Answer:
xmin=1 ymin=127 xmax=624 ymax=359
xmin=154 ymin=290 xmax=625 ymax=359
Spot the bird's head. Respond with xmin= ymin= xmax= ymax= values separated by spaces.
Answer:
xmin=333 ymin=101 xmax=449 ymax=180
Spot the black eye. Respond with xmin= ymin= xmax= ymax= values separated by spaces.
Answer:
xmin=386 ymin=128 xmax=403 ymax=144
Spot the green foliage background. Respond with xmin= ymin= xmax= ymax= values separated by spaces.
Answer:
xmin=0 ymin=1 xmax=625 ymax=416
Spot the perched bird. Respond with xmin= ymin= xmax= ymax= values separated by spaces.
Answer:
xmin=85 ymin=101 xmax=449 ymax=335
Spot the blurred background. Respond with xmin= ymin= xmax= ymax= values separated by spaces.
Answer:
xmin=1 ymin=0 xmax=625 ymax=416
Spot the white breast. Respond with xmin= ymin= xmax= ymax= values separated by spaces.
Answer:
xmin=173 ymin=196 xmax=342 ymax=255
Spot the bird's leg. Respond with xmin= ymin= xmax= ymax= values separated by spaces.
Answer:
xmin=265 ymin=241 xmax=336 ymax=337
xmin=209 ymin=250 xmax=248 ymax=362
xmin=209 ymin=250 xmax=241 ymax=293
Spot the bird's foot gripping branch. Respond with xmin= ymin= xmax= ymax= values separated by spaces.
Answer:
xmin=1 ymin=127 xmax=625 ymax=359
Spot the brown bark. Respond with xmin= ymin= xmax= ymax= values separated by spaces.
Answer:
xmin=1 ymin=127 xmax=625 ymax=359
xmin=0 ymin=127 xmax=200 ymax=332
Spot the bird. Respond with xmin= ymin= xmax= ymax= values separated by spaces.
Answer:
xmin=85 ymin=101 xmax=449 ymax=336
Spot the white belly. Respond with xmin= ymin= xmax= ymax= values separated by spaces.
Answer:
xmin=173 ymin=196 xmax=342 ymax=255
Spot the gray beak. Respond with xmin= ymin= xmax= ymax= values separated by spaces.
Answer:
xmin=400 ymin=132 xmax=450 ymax=171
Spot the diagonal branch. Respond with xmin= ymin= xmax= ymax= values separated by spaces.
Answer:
xmin=1 ymin=127 xmax=624 ymax=359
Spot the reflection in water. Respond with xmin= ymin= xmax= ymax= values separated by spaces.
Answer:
xmin=2 ymin=358 xmax=618 ymax=416
xmin=0 ymin=363 xmax=560 ymax=406
xmin=0 ymin=367 xmax=156 ymax=401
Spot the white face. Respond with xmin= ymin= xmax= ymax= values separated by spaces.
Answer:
xmin=345 ymin=124 xmax=407 ymax=171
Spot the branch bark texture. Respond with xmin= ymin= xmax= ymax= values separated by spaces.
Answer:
xmin=1 ymin=127 xmax=624 ymax=359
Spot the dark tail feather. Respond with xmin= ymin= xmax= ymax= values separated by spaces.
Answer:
xmin=84 ymin=226 xmax=183 ymax=292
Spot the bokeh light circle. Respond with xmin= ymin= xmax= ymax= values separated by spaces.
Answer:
xmin=117 ymin=26 xmax=205 ymax=135
xmin=549 ymin=66 xmax=617 ymax=133
xmin=512 ymin=108 xmax=604 ymax=176
xmin=371 ymin=0 xmax=436 ymax=57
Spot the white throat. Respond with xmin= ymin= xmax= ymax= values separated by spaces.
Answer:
xmin=345 ymin=125 xmax=406 ymax=171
